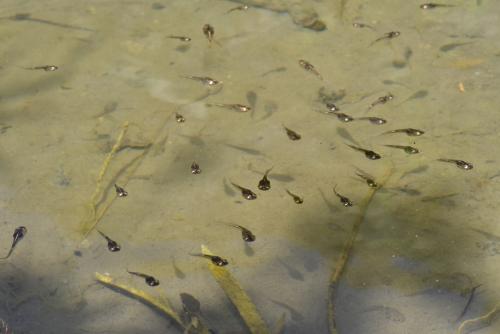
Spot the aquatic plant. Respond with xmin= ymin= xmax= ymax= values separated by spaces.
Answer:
xmin=328 ymin=168 xmax=393 ymax=333
xmin=95 ymin=245 xmax=289 ymax=334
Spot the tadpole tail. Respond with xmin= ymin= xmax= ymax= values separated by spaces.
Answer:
xmin=0 ymin=246 xmax=14 ymax=260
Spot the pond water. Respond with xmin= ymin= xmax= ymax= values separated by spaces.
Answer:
xmin=0 ymin=0 xmax=499 ymax=333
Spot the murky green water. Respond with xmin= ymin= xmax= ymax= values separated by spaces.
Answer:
xmin=1 ymin=0 xmax=500 ymax=333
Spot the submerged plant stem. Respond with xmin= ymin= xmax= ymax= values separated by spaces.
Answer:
xmin=80 ymin=90 xmax=213 ymax=239
xmin=81 ymin=121 xmax=129 ymax=236
xmin=85 ymin=150 xmax=148 ymax=238
xmin=328 ymin=168 xmax=393 ymax=334
xmin=457 ymin=302 xmax=500 ymax=334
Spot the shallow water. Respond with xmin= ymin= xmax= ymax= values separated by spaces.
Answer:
xmin=0 ymin=0 xmax=500 ymax=333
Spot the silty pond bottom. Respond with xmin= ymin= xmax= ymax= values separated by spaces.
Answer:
xmin=0 ymin=0 xmax=499 ymax=333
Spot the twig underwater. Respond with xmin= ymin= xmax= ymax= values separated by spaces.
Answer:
xmin=328 ymin=168 xmax=393 ymax=333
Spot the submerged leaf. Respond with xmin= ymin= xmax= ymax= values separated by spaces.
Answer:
xmin=95 ymin=272 xmax=186 ymax=331
xmin=201 ymin=245 xmax=269 ymax=334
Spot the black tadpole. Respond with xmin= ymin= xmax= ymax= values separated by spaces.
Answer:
xmin=114 ymin=184 xmax=128 ymax=197
xmin=127 ymin=270 xmax=160 ymax=286
xmin=258 ymin=167 xmax=273 ymax=191
xmin=1 ymin=226 xmax=27 ymax=259
xmin=191 ymin=253 xmax=229 ymax=266
xmin=97 ymin=230 xmax=121 ymax=252
xmin=227 ymin=224 xmax=256 ymax=242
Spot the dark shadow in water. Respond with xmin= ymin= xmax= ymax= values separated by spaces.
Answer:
xmin=0 ymin=258 xmax=250 ymax=334
xmin=244 ymin=243 xmax=255 ymax=256
xmin=287 ymin=171 xmax=493 ymax=334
